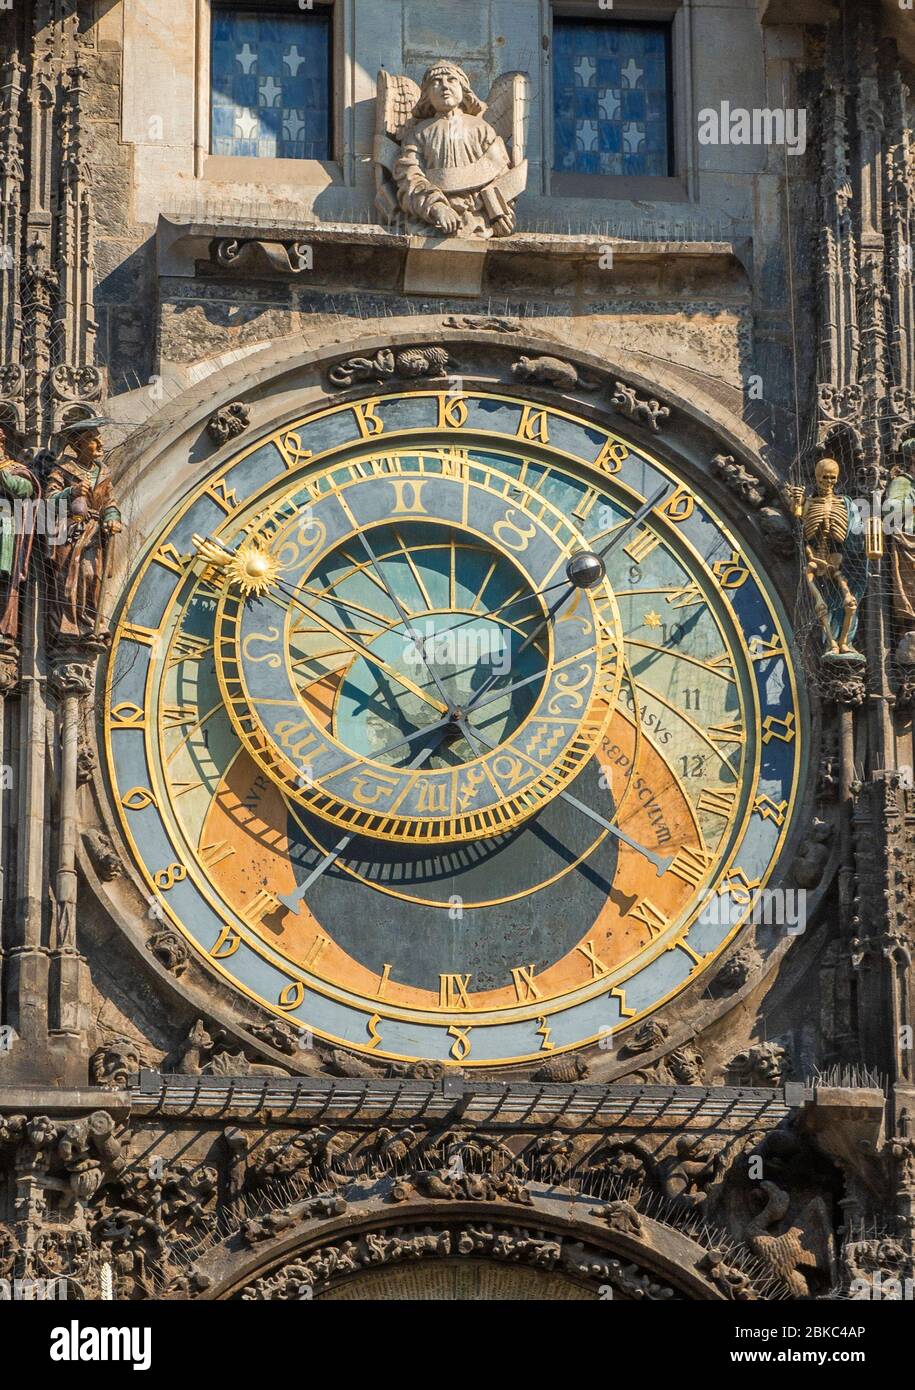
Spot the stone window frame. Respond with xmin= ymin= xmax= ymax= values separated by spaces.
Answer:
xmin=194 ymin=0 xmax=346 ymax=186
xmin=544 ymin=0 xmax=695 ymax=203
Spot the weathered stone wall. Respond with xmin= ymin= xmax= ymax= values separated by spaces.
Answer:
xmin=78 ymin=0 xmax=820 ymax=441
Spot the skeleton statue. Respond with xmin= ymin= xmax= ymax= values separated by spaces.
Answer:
xmin=788 ymin=458 xmax=867 ymax=659
xmin=886 ymin=437 xmax=915 ymax=663
xmin=374 ymin=60 xmax=529 ymax=239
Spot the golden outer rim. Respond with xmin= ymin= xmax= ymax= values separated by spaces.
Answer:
xmin=102 ymin=391 xmax=803 ymax=1066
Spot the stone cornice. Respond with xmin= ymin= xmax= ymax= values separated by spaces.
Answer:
xmin=156 ymin=214 xmax=752 ymax=295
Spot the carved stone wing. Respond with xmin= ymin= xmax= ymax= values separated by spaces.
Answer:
xmin=375 ymin=70 xmax=421 ymax=159
xmin=373 ymin=70 xmax=422 ymax=220
xmin=484 ymin=71 xmax=530 ymax=166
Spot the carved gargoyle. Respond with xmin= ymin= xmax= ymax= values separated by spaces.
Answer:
xmin=744 ymin=1180 xmax=836 ymax=1297
xmin=374 ymin=61 xmax=529 ymax=239
xmin=172 ymin=1019 xmax=289 ymax=1078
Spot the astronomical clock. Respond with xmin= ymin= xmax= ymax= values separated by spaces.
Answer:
xmin=103 ymin=389 xmax=804 ymax=1069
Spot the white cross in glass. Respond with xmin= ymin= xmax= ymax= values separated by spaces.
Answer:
xmin=284 ymin=45 xmax=305 ymax=75
xmin=598 ymin=88 xmax=621 ymax=121
xmin=259 ymin=75 xmax=282 ymax=106
xmin=283 ymin=110 xmax=305 ymax=141
xmin=235 ymin=43 xmax=257 ymax=74
xmin=574 ymin=55 xmax=596 ymax=85
xmin=576 ymin=120 xmax=599 ymax=151
xmin=234 ymin=109 xmax=258 ymax=140
xmin=623 ymin=122 xmax=645 ymax=153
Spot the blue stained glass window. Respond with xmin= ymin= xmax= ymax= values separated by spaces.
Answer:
xmin=553 ymin=19 xmax=671 ymax=177
xmin=210 ymin=6 xmax=331 ymax=160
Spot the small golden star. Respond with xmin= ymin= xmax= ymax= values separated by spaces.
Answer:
xmin=644 ymin=611 xmax=662 ymax=629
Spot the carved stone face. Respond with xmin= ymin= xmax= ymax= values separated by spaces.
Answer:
xmin=752 ymin=1044 xmax=786 ymax=1084
xmin=425 ymin=70 xmax=464 ymax=114
xmin=815 ymin=458 xmax=840 ymax=496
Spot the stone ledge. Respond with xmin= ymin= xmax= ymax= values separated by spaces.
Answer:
xmin=0 ymin=1085 xmax=131 ymax=1113
xmin=126 ymin=1071 xmax=799 ymax=1125
xmin=156 ymin=214 xmax=751 ymax=299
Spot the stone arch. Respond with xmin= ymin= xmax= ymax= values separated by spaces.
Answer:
xmin=177 ymin=1185 xmax=754 ymax=1301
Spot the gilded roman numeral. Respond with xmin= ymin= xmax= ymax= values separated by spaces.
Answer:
xmin=708 ymin=719 xmax=744 ymax=745
xmin=247 ymin=888 xmax=281 ymax=924
xmin=669 ymin=845 xmax=715 ymax=888
xmin=439 ymin=974 xmax=472 ymax=1009
xmin=302 ymin=933 xmax=331 ymax=967
xmin=667 ymin=580 xmax=704 ymax=609
xmin=576 ymin=939 xmax=609 ymax=978
xmin=628 ymin=898 xmax=668 ymax=937
xmin=624 ymin=527 xmax=660 ymax=564
xmin=572 ymin=487 xmax=600 ymax=522
xmin=198 ymin=840 xmax=235 ymax=869
xmin=168 ymin=632 xmax=211 ymax=666
xmin=510 ymin=964 xmax=541 ymax=1001
xmin=697 ymin=785 xmax=738 ymax=818
xmin=162 ymin=704 xmax=198 ymax=729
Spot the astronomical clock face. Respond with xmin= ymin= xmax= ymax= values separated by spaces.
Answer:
xmin=104 ymin=390 xmax=804 ymax=1067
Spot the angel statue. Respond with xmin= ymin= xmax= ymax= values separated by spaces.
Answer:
xmin=373 ymin=60 xmax=529 ymax=240
xmin=787 ymin=457 xmax=868 ymax=661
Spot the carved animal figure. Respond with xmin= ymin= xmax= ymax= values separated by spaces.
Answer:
xmin=512 ymin=355 xmax=598 ymax=392
xmin=174 ymin=1019 xmax=289 ymax=1077
xmin=743 ymin=1180 xmax=835 ymax=1297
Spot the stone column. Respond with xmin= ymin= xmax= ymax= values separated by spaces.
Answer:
xmin=0 ymin=634 xmax=18 ymax=1022
xmin=9 ymin=583 xmax=50 ymax=1058
xmin=48 ymin=646 xmax=95 ymax=1045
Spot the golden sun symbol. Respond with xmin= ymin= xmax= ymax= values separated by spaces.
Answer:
xmin=192 ymin=534 xmax=280 ymax=597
